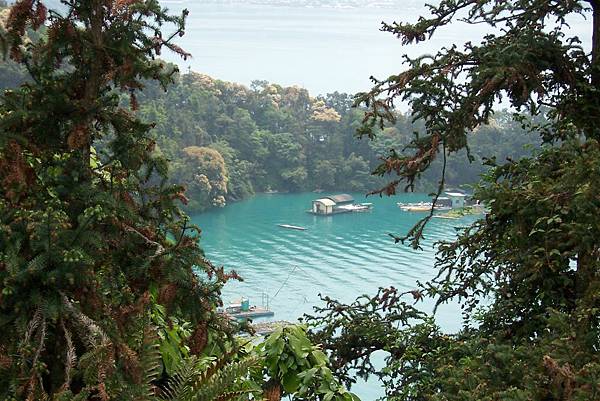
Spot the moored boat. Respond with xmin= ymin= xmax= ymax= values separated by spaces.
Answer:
xmin=277 ymin=224 xmax=307 ymax=231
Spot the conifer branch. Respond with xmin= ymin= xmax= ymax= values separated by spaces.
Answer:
xmin=122 ymin=223 xmax=166 ymax=259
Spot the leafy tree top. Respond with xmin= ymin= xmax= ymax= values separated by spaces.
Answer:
xmin=356 ymin=0 xmax=600 ymax=247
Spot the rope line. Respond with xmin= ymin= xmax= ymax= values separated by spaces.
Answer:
xmin=272 ymin=265 xmax=298 ymax=300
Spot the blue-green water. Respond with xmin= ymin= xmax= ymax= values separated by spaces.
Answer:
xmin=191 ymin=192 xmax=474 ymax=399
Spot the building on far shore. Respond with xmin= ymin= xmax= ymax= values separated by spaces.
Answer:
xmin=311 ymin=194 xmax=372 ymax=215
xmin=444 ymin=191 xmax=468 ymax=209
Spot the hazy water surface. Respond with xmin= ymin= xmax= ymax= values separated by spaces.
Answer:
xmin=162 ymin=1 xmax=591 ymax=96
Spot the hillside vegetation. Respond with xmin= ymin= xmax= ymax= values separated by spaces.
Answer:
xmin=136 ymin=73 xmax=538 ymax=211
xmin=0 ymin=54 xmax=539 ymax=211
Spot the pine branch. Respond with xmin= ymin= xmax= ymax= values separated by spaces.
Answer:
xmin=122 ymin=223 xmax=166 ymax=259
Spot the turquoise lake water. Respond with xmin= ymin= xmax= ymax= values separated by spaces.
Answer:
xmin=191 ymin=192 xmax=476 ymax=399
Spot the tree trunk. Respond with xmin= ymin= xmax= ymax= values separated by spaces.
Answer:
xmin=264 ymin=380 xmax=282 ymax=401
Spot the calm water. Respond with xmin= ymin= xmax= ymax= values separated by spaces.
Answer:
xmin=161 ymin=1 xmax=591 ymax=96
xmin=191 ymin=192 xmax=476 ymax=399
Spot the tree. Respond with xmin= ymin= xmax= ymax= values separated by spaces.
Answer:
xmin=0 ymin=1 xmax=239 ymax=398
xmin=173 ymin=146 xmax=229 ymax=211
xmin=306 ymin=1 xmax=600 ymax=400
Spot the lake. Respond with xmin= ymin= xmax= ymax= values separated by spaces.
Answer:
xmin=161 ymin=1 xmax=591 ymax=97
xmin=191 ymin=192 xmax=476 ymax=399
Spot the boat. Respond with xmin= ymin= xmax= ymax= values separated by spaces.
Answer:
xmin=277 ymin=224 xmax=307 ymax=231
xmin=336 ymin=203 xmax=373 ymax=212
xmin=397 ymin=202 xmax=451 ymax=212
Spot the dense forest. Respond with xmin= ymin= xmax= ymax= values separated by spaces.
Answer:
xmin=0 ymin=49 xmax=539 ymax=212
xmin=137 ymin=74 xmax=540 ymax=211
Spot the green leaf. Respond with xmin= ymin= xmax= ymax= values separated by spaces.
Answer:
xmin=282 ymin=372 xmax=301 ymax=393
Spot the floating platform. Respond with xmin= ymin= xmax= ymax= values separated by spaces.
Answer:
xmin=277 ymin=224 xmax=306 ymax=231
xmin=227 ymin=307 xmax=275 ymax=320
xmin=219 ymin=294 xmax=274 ymax=321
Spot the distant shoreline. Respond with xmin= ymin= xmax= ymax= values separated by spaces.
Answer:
xmin=195 ymin=0 xmax=421 ymax=10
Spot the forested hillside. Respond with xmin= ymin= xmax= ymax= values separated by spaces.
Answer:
xmin=0 ymin=5 xmax=538 ymax=213
xmin=0 ymin=6 xmax=539 ymax=214
xmin=135 ymin=72 xmax=539 ymax=211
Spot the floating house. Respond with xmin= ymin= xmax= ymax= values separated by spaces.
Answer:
xmin=444 ymin=191 xmax=468 ymax=208
xmin=312 ymin=197 xmax=337 ymax=215
xmin=311 ymin=194 xmax=372 ymax=215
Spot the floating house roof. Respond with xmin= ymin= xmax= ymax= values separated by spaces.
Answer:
xmin=313 ymin=198 xmax=336 ymax=206
xmin=325 ymin=194 xmax=354 ymax=204
xmin=445 ymin=191 xmax=467 ymax=197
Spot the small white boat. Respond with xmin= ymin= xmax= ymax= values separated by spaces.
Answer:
xmin=397 ymin=202 xmax=451 ymax=212
xmin=277 ymin=224 xmax=307 ymax=231
xmin=336 ymin=203 xmax=373 ymax=212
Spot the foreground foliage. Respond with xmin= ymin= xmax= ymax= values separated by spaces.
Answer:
xmin=306 ymin=1 xmax=600 ymax=400
xmin=0 ymin=0 xmax=239 ymax=398
xmin=0 ymin=1 xmax=355 ymax=400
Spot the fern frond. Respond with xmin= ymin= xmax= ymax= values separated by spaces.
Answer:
xmin=160 ymin=356 xmax=200 ymax=400
xmin=159 ymin=355 xmax=259 ymax=401
xmin=26 ymin=253 xmax=48 ymax=274
xmin=61 ymin=294 xmax=110 ymax=348
xmin=191 ymin=357 xmax=259 ymax=401
xmin=60 ymin=319 xmax=77 ymax=391
xmin=140 ymin=327 xmax=163 ymax=398
xmin=25 ymin=315 xmax=47 ymax=401
xmin=212 ymin=390 xmax=254 ymax=401
xmin=23 ymin=307 xmax=43 ymax=345
xmin=194 ymin=348 xmax=239 ymax=388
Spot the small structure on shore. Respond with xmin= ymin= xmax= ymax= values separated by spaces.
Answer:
xmin=398 ymin=190 xmax=470 ymax=212
xmin=310 ymin=194 xmax=372 ymax=215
